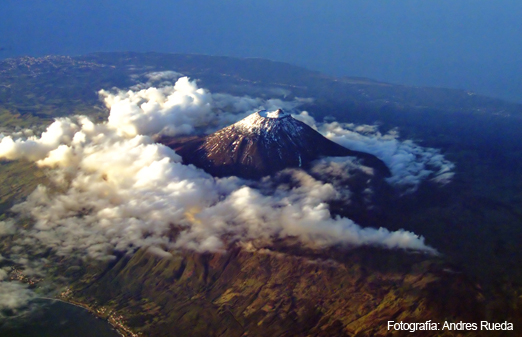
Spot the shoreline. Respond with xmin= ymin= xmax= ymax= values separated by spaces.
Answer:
xmin=41 ymin=295 xmax=139 ymax=337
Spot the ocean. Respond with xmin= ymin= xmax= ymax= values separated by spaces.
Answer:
xmin=0 ymin=299 xmax=120 ymax=337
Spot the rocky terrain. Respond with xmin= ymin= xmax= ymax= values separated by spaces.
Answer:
xmin=68 ymin=245 xmax=485 ymax=337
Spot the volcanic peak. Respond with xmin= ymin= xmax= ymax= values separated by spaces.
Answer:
xmin=232 ymin=109 xmax=300 ymax=137
xmin=162 ymin=109 xmax=391 ymax=179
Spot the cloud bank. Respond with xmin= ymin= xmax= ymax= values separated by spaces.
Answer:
xmin=294 ymin=112 xmax=455 ymax=192
xmin=0 ymin=223 xmax=40 ymax=319
xmin=0 ymin=74 xmax=448 ymax=264
xmin=0 ymin=280 xmax=35 ymax=318
xmin=100 ymin=75 xmax=300 ymax=138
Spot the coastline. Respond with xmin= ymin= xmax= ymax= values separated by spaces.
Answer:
xmin=49 ymin=294 xmax=140 ymax=337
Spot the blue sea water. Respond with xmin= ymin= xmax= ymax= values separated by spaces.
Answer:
xmin=0 ymin=299 xmax=119 ymax=337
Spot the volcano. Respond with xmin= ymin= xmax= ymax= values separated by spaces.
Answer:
xmin=161 ymin=109 xmax=390 ymax=179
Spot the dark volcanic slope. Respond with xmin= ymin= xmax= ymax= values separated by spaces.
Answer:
xmin=162 ymin=109 xmax=390 ymax=179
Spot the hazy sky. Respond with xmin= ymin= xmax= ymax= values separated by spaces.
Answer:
xmin=2 ymin=0 xmax=522 ymax=102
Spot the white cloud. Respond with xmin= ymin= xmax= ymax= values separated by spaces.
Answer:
xmin=1 ymin=73 xmax=441 ymax=262
xmin=100 ymin=76 xmax=303 ymax=138
xmin=0 ymin=261 xmax=42 ymax=318
xmin=0 ymin=220 xmax=16 ymax=236
xmin=0 ymin=281 xmax=35 ymax=316
xmin=0 ymin=118 xmax=80 ymax=161
xmin=145 ymin=70 xmax=183 ymax=83
xmin=294 ymin=112 xmax=455 ymax=192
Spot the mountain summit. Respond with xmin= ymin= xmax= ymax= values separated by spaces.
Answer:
xmin=162 ymin=109 xmax=390 ymax=179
